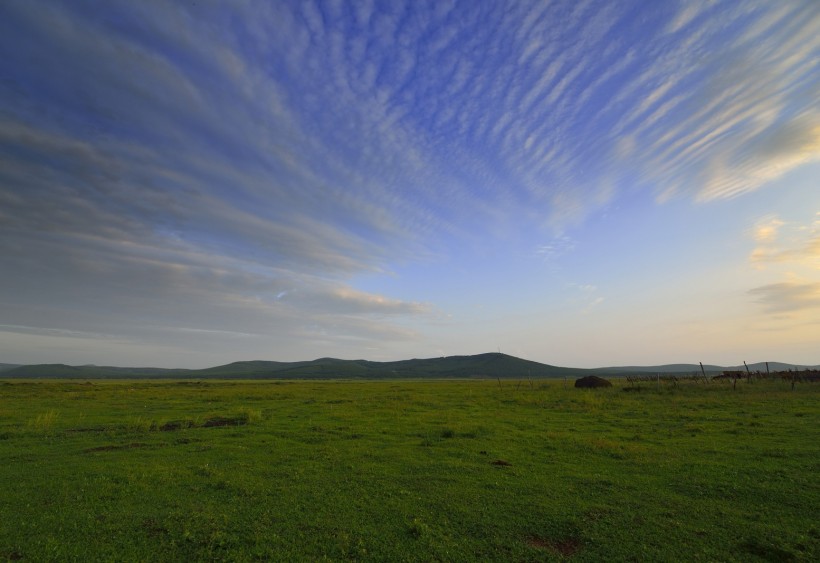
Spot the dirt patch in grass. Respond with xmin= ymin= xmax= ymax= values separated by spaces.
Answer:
xmin=490 ymin=459 xmax=512 ymax=466
xmin=157 ymin=413 xmax=253 ymax=431
xmin=66 ymin=426 xmax=107 ymax=433
xmin=140 ymin=518 xmax=169 ymax=538
xmin=1 ymin=550 xmax=23 ymax=561
xmin=526 ymin=536 xmax=582 ymax=557
xmin=174 ymin=437 xmax=196 ymax=444
xmin=739 ymin=538 xmax=796 ymax=562
xmin=84 ymin=442 xmax=148 ymax=453
xmin=202 ymin=415 xmax=247 ymax=427
xmin=160 ymin=420 xmax=196 ymax=431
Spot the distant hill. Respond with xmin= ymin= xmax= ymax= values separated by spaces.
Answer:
xmin=595 ymin=362 xmax=819 ymax=375
xmin=723 ymin=362 xmax=819 ymax=372
xmin=0 ymin=363 xmax=21 ymax=372
xmin=2 ymin=353 xmax=585 ymax=380
xmin=596 ymin=364 xmax=725 ymax=375
xmin=192 ymin=353 xmax=588 ymax=379
xmin=2 ymin=355 xmax=817 ymax=380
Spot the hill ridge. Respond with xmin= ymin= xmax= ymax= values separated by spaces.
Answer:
xmin=2 ymin=354 xmax=817 ymax=379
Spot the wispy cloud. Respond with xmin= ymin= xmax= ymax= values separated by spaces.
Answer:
xmin=752 ymin=215 xmax=786 ymax=244
xmin=750 ymin=213 xmax=820 ymax=269
xmin=2 ymin=0 xmax=819 ymax=364
xmin=566 ymin=282 xmax=604 ymax=315
xmin=749 ymin=281 xmax=820 ymax=314
xmin=581 ymin=296 xmax=605 ymax=315
xmin=536 ymin=236 xmax=577 ymax=262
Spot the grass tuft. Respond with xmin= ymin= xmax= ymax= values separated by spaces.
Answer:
xmin=28 ymin=409 xmax=59 ymax=432
xmin=124 ymin=416 xmax=154 ymax=433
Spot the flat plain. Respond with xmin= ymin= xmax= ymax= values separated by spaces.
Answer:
xmin=0 ymin=378 xmax=817 ymax=561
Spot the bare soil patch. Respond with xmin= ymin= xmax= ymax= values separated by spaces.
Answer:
xmin=202 ymin=415 xmax=247 ymax=427
xmin=526 ymin=536 xmax=582 ymax=556
xmin=84 ymin=442 xmax=148 ymax=453
xmin=159 ymin=420 xmax=195 ymax=431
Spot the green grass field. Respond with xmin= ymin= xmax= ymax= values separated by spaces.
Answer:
xmin=1 ymin=378 xmax=817 ymax=561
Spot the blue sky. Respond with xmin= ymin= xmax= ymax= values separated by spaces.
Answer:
xmin=1 ymin=0 xmax=818 ymax=368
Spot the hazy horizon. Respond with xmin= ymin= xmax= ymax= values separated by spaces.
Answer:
xmin=2 ymin=1 xmax=818 ymax=369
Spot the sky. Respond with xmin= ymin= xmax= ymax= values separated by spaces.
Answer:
xmin=1 ymin=0 xmax=818 ymax=369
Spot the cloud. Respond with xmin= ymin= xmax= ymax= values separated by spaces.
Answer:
xmin=695 ymin=119 xmax=820 ymax=202
xmin=749 ymin=281 xmax=820 ymax=313
xmin=665 ymin=1 xmax=701 ymax=35
xmin=750 ymin=213 xmax=820 ymax=269
xmin=607 ymin=2 xmax=820 ymax=203
xmin=1 ymin=1 xmax=448 ymax=361
xmin=576 ymin=284 xmax=597 ymax=293
xmin=565 ymin=282 xmax=603 ymax=314
xmin=4 ymin=1 xmax=817 ymax=240
xmin=290 ymin=287 xmax=430 ymax=316
xmin=2 ymin=1 xmax=820 ymax=363
xmin=536 ymin=236 xmax=577 ymax=262
xmin=0 ymin=218 xmax=431 ymax=358
xmin=0 ymin=324 xmax=118 ymax=341
xmin=581 ymin=296 xmax=605 ymax=315
xmin=752 ymin=215 xmax=786 ymax=243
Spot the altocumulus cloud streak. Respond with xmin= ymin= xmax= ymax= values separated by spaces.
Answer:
xmin=1 ymin=1 xmax=818 ymax=366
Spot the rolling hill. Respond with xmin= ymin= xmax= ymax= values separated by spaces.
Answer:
xmin=1 ymin=353 xmax=584 ymax=380
xmin=175 ymin=353 xmax=589 ymax=379
xmin=1 ymin=355 xmax=817 ymax=380
xmin=596 ymin=362 xmax=819 ymax=375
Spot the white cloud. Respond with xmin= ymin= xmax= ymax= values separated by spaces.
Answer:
xmin=582 ymin=296 xmax=605 ymax=315
xmin=536 ymin=236 xmax=577 ymax=262
xmin=665 ymin=1 xmax=702 ymax=35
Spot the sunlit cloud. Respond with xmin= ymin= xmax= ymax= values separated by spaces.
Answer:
xmin=752 ymin=215 xmax=786 ymax=243
xmin=750 ymin=213 xmax=820 ymax=269
xmin=749 ymin=281 xmax=820 ymax=314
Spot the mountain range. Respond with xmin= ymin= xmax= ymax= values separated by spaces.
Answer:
xmin=0 ymin=354 xmax=816 ymax=379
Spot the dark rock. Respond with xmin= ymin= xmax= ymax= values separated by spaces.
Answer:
xmin=574 ymin=375 xmax=612 ymax=388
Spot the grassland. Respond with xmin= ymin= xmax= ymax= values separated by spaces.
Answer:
xmin=0 ymin=378 xmax=817 ymax=561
